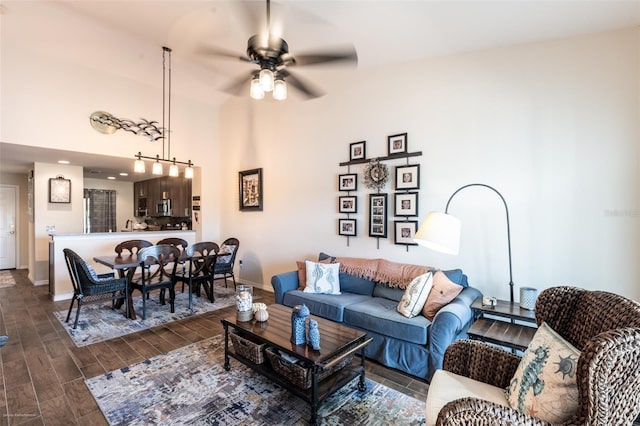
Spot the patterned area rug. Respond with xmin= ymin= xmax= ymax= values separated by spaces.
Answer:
xmin=54 ymin=286 xmax=249 ymax=347
xmin=86 ymin=335 xmax=426 ymax=425
xmin=0 ymin=271 xmax=16 ymax=289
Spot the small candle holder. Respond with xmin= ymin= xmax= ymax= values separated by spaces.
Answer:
xmin=236 ymin=285 xmax=253 ymax=322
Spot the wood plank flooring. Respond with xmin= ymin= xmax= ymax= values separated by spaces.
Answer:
xmin=0 ymin=269 xmax=428 ymax=425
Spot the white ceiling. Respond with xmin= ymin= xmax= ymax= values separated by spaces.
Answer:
xmin=2 ymin=0 xmax=639 ymax=180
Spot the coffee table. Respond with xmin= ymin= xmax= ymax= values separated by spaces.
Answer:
xmin=221 ymin=304 xmax=372 ymax=425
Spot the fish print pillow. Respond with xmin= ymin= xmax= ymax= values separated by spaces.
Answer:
xmin=303 ymin=261 xmax=341 ymax=295
xmin=506 ymin=322 xmax=581 ymax=423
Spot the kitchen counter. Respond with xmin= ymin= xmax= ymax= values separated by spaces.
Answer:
xmin=50 ymin=230 xmax=196 ymax=301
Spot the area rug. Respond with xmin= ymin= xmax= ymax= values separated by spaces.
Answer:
xmin=85 ymin=335 xmax=426 ymax=425
xmin=54 ymin=286 xmax=253 ymax=347
xmin=0 ymin=270 xmax=16 ymax=289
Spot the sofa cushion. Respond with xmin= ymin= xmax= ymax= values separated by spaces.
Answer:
xmin=422 ymin=270 xmax=464 ymax=320
xmin=372 ymin=283 xmax=405 ymax=302
xmin=344 ymin=297 xmax=431 ymax=345
xmin=282 ymin=290 xmax=370 ymax=323
xmin=296 ymin=258 xmax=333 ymax=290
xmin=303 ymin=261 xmax=341 ymax=294
xmin=397 ymin=271 xmax=433 ymax=318
xmin=339 ymin=273 xmax=376 ymax=296
xmin=441 ymin=268 xmax=469 ymax=288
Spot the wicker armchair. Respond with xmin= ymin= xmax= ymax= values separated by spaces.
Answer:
xmin=427 ymin=286 xmax=640 ymax=426
xmin=63 ymin=248 xmax=129 ymax=329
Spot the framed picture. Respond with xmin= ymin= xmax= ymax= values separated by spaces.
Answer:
xmin=369 ymin=193 xmax=388 ymax=238
xmin=239 ymin=168 xmax=263 ymax=211
xmin=49 ymin=177 xmax=71 ymax=203
xmin=339 ymin=196 xmax=357 ymax=213
xmin=394 ymin=192 xmax=418 ymax=217
xmin=395 ymin=164 xmax=420 ymax=190
xmin=338 ymin=173 xmax=357 ymax=191
xmin=388 ymin=132 xmax=407 ymax=155
xmin=338 ymin=218 xmax=357 ymax=236
xmin=350 ymin=141 xmax=366 ymax=161
xmin=394 ymin=221 xmax=419 ymax=245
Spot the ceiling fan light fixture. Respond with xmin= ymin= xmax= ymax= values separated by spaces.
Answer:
xmin=134 ymin=152 xmax=146 ymax=173
xmin=250 ymin=77 xmax=265 ymax=99
xmin=273 ymin=79 xmax=287 ymax=101
xmin=259 ymin=68 xmax=274 ymax=92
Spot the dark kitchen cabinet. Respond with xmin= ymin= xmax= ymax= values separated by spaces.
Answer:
xmin=134 ymin=175 xmax=191 ymax=217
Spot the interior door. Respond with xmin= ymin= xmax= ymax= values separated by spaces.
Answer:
xmin=0 ymin=186 xmax=17 ymax=269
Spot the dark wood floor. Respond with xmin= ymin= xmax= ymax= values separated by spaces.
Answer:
xmin=0 ymin=269 xmax=428 ymax=425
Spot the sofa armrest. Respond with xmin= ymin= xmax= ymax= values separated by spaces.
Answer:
xmin=270 ymin=270 xmax=300 ymax=304
xmin=427 ymin=286 xmax=482 ymax=382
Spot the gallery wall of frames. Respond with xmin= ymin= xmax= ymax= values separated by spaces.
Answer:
xmin=338 ymin=133 xmax=422 ymax=249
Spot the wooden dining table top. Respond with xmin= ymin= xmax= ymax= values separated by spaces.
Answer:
xmin=93 ymin=251 xmax=229 ymax=269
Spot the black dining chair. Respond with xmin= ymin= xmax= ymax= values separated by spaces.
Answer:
xmin=172 ymin=241 xmax=219 ymax=309
xmin=63 ymin=248 xmax=129 ymax=329
xmin=129 ymin=245 xmax=181 ymax=320
xmin=213 ymin=237 xmax=239 ymax=289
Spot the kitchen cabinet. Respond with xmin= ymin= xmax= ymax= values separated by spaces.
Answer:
xmin=134 ymin=175 xmax=192 ymax=217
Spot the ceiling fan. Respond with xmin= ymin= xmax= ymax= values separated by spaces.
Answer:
xmin=199 ymin=0 xmax=358 ymax=100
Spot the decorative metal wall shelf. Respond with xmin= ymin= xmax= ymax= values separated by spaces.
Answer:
xmin=339 ymin=151 xmax=423 ymax=167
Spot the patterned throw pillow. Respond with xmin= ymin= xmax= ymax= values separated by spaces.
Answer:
xmin=506 ymin=322 xmax=581 ymax=423
xmin=397 ymin=271 xmax=434 ymax=318
xmin=296 ymin=258 xmax=332 ymax=290
xmin=217 ymin=244 xmax=237 ymax=264
xmin=421 ymin=270 xmax=463 ymax=320
xmin=303 ymin=261 xmax=341 ymax=295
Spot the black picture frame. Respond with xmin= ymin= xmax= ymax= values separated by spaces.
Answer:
xmin=388 ymin=132 xmax=407 ymax=155
xmin=369 ymin=193 xmax=388 ymax=238
xmin=395 ymin=164 xmax=420 ymax=190
xmin=339 ymin=196 xmax=357 ymax=213
xmin=338 ymin=218 xmax=357 ymax=236
xmin=338 ymin=173 xmax=357 ymax=191
xmin=394 ymin=220 xmax=419 ymax=245
xmin=350 ymin=141 xmax=366 ymax=161
xmin=49 ymin=177 xmax=71 ymax=203
xmin=394 ymin=192 xmax=418 ymax=217
xmin=239 ymin=168 xmax=263 ymax=211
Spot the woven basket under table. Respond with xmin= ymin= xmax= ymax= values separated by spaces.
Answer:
xmin=230 ymin=331 xmax=267 ymax=365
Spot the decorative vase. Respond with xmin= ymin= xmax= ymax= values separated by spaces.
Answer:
xmin=254 ymin=308 xmax=269 ymax=322
xmin=235 ymin=285 xmax=253 ymax=322
xmin=291 ymin=304 xmax=309 ymax=345
xmin=307 ymin=319 xmax=321 ymax=350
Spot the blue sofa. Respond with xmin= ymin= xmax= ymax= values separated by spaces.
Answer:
xmin=271 ymin=265 xmax=482 ymax=382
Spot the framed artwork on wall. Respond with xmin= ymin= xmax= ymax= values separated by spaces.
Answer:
xmin=49 ymin=177 xmax=71 ymax=203
xmin=339 ymin=218 xmax=357 ymax=236
xmin=239 ymin=168 xmax=263 ymax=211
xmin=394 ymin=221 xmax=418 ymax=245
xmin=349 ymin=141 xmax=366 ymax=161
xmin=339 ymin=196 xmax=357 ymax=213
xmin=394 ymin=192 xmax=418 ymax=217
xmin=369 ymin=193 xmax=388 ymax=238
xmin=395 ymin=164 xmax=420 ymax=190
xmin=388 ymin=132 xmax=407 ymax=155
xmin=338 ymin=173 xmax=357 ymax=191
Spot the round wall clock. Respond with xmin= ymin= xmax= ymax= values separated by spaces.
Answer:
xmin=363 ymin=159 xmax=389 ymax=190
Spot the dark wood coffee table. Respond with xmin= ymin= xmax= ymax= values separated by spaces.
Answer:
xmin=221 ymin=304 xmax=371 ymax=425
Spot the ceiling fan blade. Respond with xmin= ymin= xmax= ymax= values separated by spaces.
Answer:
xmin=221 ymin=71 xmax=258 ymax=96
xmin=289 ymin=45 xmax=358 ymax=67
xmin=197 ymin=44 xmax=253 ymax=63
xmin=279 ymin=69 xmax=325 ymax=99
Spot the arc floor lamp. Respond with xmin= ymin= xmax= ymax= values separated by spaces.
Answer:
xmin=413 ymin=183 xmax=515 ymax=303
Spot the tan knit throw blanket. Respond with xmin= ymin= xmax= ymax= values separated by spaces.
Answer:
xmin=335 ymin=257 xmax=432 ymax=289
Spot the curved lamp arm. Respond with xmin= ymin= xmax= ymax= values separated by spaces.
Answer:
xmin=415 ymin=183 xmax=514 ymax=302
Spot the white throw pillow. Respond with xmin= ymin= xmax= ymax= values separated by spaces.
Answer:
xmin=506 ymin=322 xmax=581 ymax=423
xmin=303 ymin=261 xmax=341 ymax=295
xmin=397 ymin=271 xmax=433 ymax=318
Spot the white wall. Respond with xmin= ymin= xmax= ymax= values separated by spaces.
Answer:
xmin=220 ymin=28 xmax=640 ymax=302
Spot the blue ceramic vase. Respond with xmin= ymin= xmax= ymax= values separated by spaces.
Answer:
xmin=307 ymin=319 xmax=321 ymax=350
xmin=291 ymin=304 xmax=309 ymax=345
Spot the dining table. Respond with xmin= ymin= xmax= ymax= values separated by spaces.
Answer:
xmin=94 ymin=250 xmax=229 ymax=320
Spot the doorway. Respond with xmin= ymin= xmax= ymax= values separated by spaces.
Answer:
xmin=0 ymin=185 xmax=17 ymax=269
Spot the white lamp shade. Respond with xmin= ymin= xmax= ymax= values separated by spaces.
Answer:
xmin=273 ymin=79 xmax=287 ymax=100
xmin=250 ymin=78 xmax=264 ymax=99
xmin=184 ymin=165 xmax=194 ymax=179
xmin=168 ymin=163 xmax=179 ymax=177
xmin=133 ymin=158 xmax=145 ymax=173
xmin=414 ymin=211 xmax=462 ymax=255
xmin=259 ymin=68 xmax=274 ymax=92
xmin=152 ymin=161 xmax=163 ymax=175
